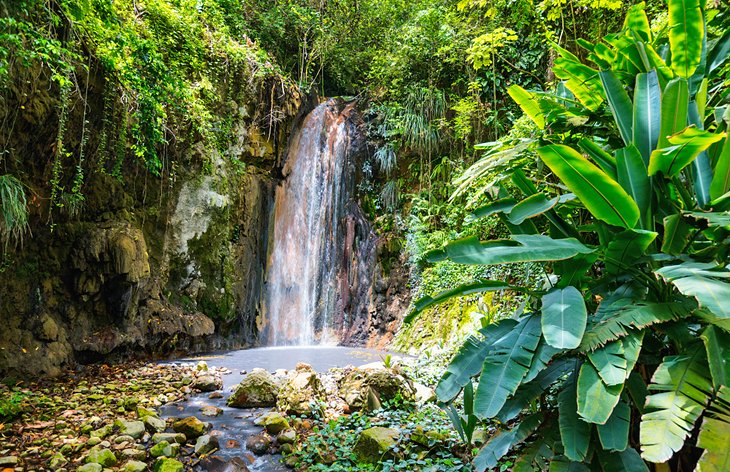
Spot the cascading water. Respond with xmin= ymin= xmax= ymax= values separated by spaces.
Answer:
xmin=262 ymin=99 xmax=373 ymax=346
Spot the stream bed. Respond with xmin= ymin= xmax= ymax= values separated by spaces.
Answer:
xmin=159 ymin=346 xmax=403 ymax=471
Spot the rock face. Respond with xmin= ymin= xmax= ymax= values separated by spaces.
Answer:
xmin=227 ymin=369 xmax=279 ymax=408
xmin=277 ymin=363 xmax=324 ymax=416
xmin=339 ymin=368 xmax=416 ymax=412
xmin=353 ymin=427 xmax=400 ymax=463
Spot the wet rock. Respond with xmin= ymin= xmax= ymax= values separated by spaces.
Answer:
xmin=200 ymin=456 xmax=250 ymax=472
xmin=195 ymin=434 xmax=219 ymax=455
xmin=245 ymin=433 xmax=271 ymax=455
xmin=353 ymin=427 xmax=400 ymax=463
xmin=209 ymin=391 xmax=224 ymax=399
xmin=172 ymin=416 xmax=206 ymax=438
xmin=85 ymin=446 xmax=117 ymax=466
xmin=277 ymin=364 xmax=324 ymax=416
xmin=200 ymin=405 xmax=223 ymax=417
xmin=277 ymin=429 xmax=296 ymax=444
xmin=153 ymin=457 xmax=184 ymax=472
xmin=339 ymin=368 xmax=415 ymax=412
xmin=144 ymin=414 xmax=167 ymax=433
xmin=260 ymin=412 xmax=289 ymax=434
xmin=196 ymin=361 xmax=209 ymax=372
xmin=151 ymin=432 xmax=186 ymax=444
xmin=121 ymin=460 xmax=148 ymax=472
xmin=193 ymin=374 xmax=222 ymax=392
xmin=116 ymin=419 xmax=146 ymax=439
xmin=78 ymin=464 xmax=103 ymax=472
xmin=227 ymin=369 xmax=279 ymax=408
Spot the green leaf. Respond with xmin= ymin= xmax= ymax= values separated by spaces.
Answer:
xmin=588 ymin=341 xmax=627 ymax=386
xmin=640 ymin=346 xmax=712 ymax=463
xmin=524 ymin=338 xmax=561 ymax=383
xmin=507 ymin=193 xmax=571 ymax=225
xmin=596 ymin=448 xmax=650 ymax=472
xmin=667 ymin=0 xmax=704 ymax=78
xmin=508 ymin=85 xmax=545 ymax=129
xmin=577 ymin=362 xmax=623 ymax=424
xmin=658 ymin=78 xmax=689 ymax=150
xmin=599 ymin=71 xmax=633 ymax=147
xmin=473 ymin=413 xmax=542 ymax=472
xmin=498 ymin=359 xmax=574 ymax=422
xmin=578 ymin=138 xmax=617 ymax=180
xmin=470 ymin=198 xmax=517 ymax=220
xmin=596 ymin=401 xmax=631 ymax=451
xmin=648 ymin=127 xmax=725 ymax=177
xmin=696 ymin=385 xmax=730 ymax=471
xmin=632 ymin=71 xmax=662 ymax=163
xmin=553 ymin=57 xmax=604 ymax=112
xmin=700 ymin=326 xmax=730 ymax=390
xmin=559 ymin=373 xmax=591 ymax=461
xmin=435 ymin=319 xmax=519 ymax=402
xmin=623 ymin=3 xmax=651 ymax=42
xmin=541 ymin=286 xmax=587 ymax=349
xmin=708 ymin=28 xmax=730 ymax=74
xmin=661 ymin=214 xmax=692 ymax=255
xmin=604 ymin=229 xmax=657 ymax=276
xmin=655 ymin=261 xmax=730 ymax=281
xmin=537 ymin=144 xmax=640 ymax=228
xmin=432 ymin=234 xmax=594 ymax=266
xmin=616 ymin=145 xmax=651 ymax=227
xmin=709 ymin=137 xmax=730 ymax=200
xmin=407 ymin=280 xmax=521 ymax=323
xmin=668 ymin=276 xmax=730 ymax=319
xmin=474 ymin=314 xmax=542 ymax=419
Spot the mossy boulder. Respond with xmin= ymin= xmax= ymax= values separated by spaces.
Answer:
xmin=121 ymin=460 xmax=148 ymax=472
xmin=115 ymin=419 xmax=145 ymax=439
xmin=192 ymin=374 xmax=222 ymax=392
xmin=150 ymin=440 xmax=180 ymax=458
xmin=154 ymin=458 xmax=184 ymax=472
xmin=227 ymin=369 xmax=279 ymax=408
xmin=353 ymin=427 xmax=400 ymax=463
xmin=151 ymin=432 xmax=186 ymax=444
xmin=194 ymin=434 xmax=219 ymax=455
xmin=277 ymin=363 xmax=324 ymax=416
xmin=78 ymin=464 xmax=103 ymax=472
xmin=172 ymin=416 xmax=206 ymax=438
xmin=339 ymin=368 xmax=415 ymax=412
xmin=260 ymin=412 xmax=289 ymax=434
xmin=85 ymin=446 xmax=117 ymax=467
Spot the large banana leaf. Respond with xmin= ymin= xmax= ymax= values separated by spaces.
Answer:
xmin=470 ymin=197 xmax=517 ymax=220
xmin=615 ymin=145 xmax=651 ymax=228
xmin=588 ymin=340 xmax=627 ymax=386
xmin=655 ymin=261 xmax=730 ymax=281
xmin=700 ymin=326 xmax=730 ymax=389
xmin=599 ymin=71 xmax=633 ymax=147
xmin=541 ymin=286 xmax=587 ymax=349
xmin=559 ymin=373 xmax=592 ymax=461
xmin=474 ymin=314 xmax=542 ymax=419
xmin=708 ymin=28 xmax=730 ymax=74
xmin=507 ymin=193 xmax=569 ymax=225
xmin=640 ymin=346 xmax=713 ymax=463
xmin=667 ymin=0 xmax=704 ymax=79
xmin=508 ymin=85 xmax=545 ymax=129
xmin=596 ymin=448 xmax=649 ymax=472
xmin=498 ymin=358 xmax=573 ymax=422
xmin=696 ymin=386 xmax=730 ymax=472
xmin=577 ymin=362 xmax=623 ymax=424
xmin=537 ymin=144 xmax=640 ymax=228
xmin=623 ymin=3 xmax=651 ymax=43
xmin=661 ymin=214 xmax=692 ymax=255
xmin=427 ymin=234 xmax=593 ymax=266
xmin=632 ymin=71 xmax=661 ymax=163
xmin=553 ymin=57 xmax=604 ymax=111
xmin=523 ymin=338 xmax=561 ymax=383
xmin=435 ymin=319 xmax=519 ymax=402
xmin=648 ymin=127 xmax=725 ymax=177
xmin=596 ymin=400 xmax=631 ymax=452
xmin=659 ymin=274 xmax=730 ymax=319
xmin=579 ymin=138 xmax=618 ymax=179
xmin=473 ymin=413 xmax=542 ymax=472
xmin=603 ymin=229 xmax=657 ymax=276
xmin=658 ymin=78 xmax=689 ymax=150
xmin=709 ymin=137 xmax=730 ymax=200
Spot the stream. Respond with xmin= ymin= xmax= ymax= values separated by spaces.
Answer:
xmin=159 ymin=346 xmax=403 ymax=471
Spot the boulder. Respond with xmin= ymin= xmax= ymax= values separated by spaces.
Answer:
xmin=245 ymin=433 xmax=271 ymax=455
xmin=353 ymin=427 xmax=400 ymax=463
xmin=144 ymin=415 xmax=167 ymax=433
xmin=227 ymin=369 xmax=279 ymax=408
xmin=151 ymin=432 xmax=187 ymax=444
xmin=200 ymin=456 xmax=250 ymax=472
xmin=414 ymin=383 xmax=436 ymax=404
xmin=277 ymin=364 xmax=324 ymax=416
xmin=339 ymin=368 xmax=415 ymax=412
xmin=150 ymin=440 xmax=180 ymax=458
xmin=277 ymin=429 xmax=296 ymax=444
xmin=85 ymin=446 xmax=117 ymax=467
xmin=200 ymin=405 xmax=223 ymax=417
xmin=195 ymin=434 xmax=219 ymax=455
xmin=121 ymin=448 xmax=147 ymax=461
xmin=121 ymin=460 xmax=148 ymax=472
xmin=193 ymin=374 xmax=222 ymax=392
xmin=260 ymin=412 xmax=289 ymax=434
xmin=115 ymin=419 xmax=146 ymax=439
xmin=78 ymin=464 xmax=103 ymax=472
xmin=173 ymin=416 xmax=206 ymax=438
xmin=153 ymin=458 xmax=184 ymax=472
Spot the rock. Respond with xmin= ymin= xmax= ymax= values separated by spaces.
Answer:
xmin=137 ymin=406 xmax=158 ymax=418
xmin=87 ymin=436 xmax=102 ymax=447
xmin=196 ymin=361 xmax=209 ymax=372
xmin=414 ymin=382 xmax=436 ymax=404
xmin=245 ymin=433 xmax=271 ymax=455
xmin=200 ymin=456 xmax=251 ymax=472
xmin=277 ymin=364 xmax=324 ymax=416
xmin=261 ymin=412 xmax=289 ymax=434
xmin=144 ymin=415 xmax=167 ymax=433
xmin=0 ymin=456 xmax=18 ymax=467
xmin=114 ymin=435 xmax=135 ymax=444
xmin=353 ymin=427 xmax=400 ymax=463
xmin=85 ymin=446 xmax=117 ymax=467
xmin=121 ymin=460 xmax=148 ymax=472
xmin=153 ymin=458 xmax=184 ymax=472
xmin=151 ymin=432 xmax=186 ymax=444
xmin=78 ymin=464 xmax=103 ymax=472
xmin=227 ymin=369 xmax=279 ymax=408
xmin=172 ymin=416 xmax=207 ymax=438
xmin=280 ymin=442 xmax=294 ymax=454
xmin=200 ymin=405 xmax=223 ymax=417
xmin=90 ymin=424 xmax=112 ymax=438
xmin=116 ymin=420 xmax=146 ymax=439
xmin=277 ymin=429 xmax=296 ymax=444
xmin=410 ymin=426 xmax=448 ymax=447
xmin=339 ymin=369 xmax=415 ymax=412
xmin=209 ymin=391 xmax=224 ymax=399
xmin=121 ymin=448 xmax=147 ymax=461
xmin=49 ymin=452 xmax=67 ymax=468
xmin=193 ymin=375 xmax=222 ymax=392
xmin=150 ymin=440 xmax=180 ymax=458
xmin=195 ymin=434 xmax=219 ymax=455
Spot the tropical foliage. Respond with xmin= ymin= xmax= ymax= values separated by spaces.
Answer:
xmin=409 ymin=1 xmax=730 ymax=470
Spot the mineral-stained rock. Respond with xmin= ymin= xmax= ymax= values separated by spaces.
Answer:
xmin=276 ymin=364 xmax=324 ymax=416
xmin=227 ymin=369 xmax=279 ymax=408
xmin=172 ymin=416 xmax=206 ymax=438
xmin=353 ymin=427 xmax=400 ymax=463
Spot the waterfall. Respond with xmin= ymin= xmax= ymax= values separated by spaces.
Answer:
xmin=262 ymin=100 xmax=368 ymax=346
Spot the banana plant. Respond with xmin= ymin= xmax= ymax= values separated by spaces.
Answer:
xmin=407 ymin=2 xmax=730 ymax=470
